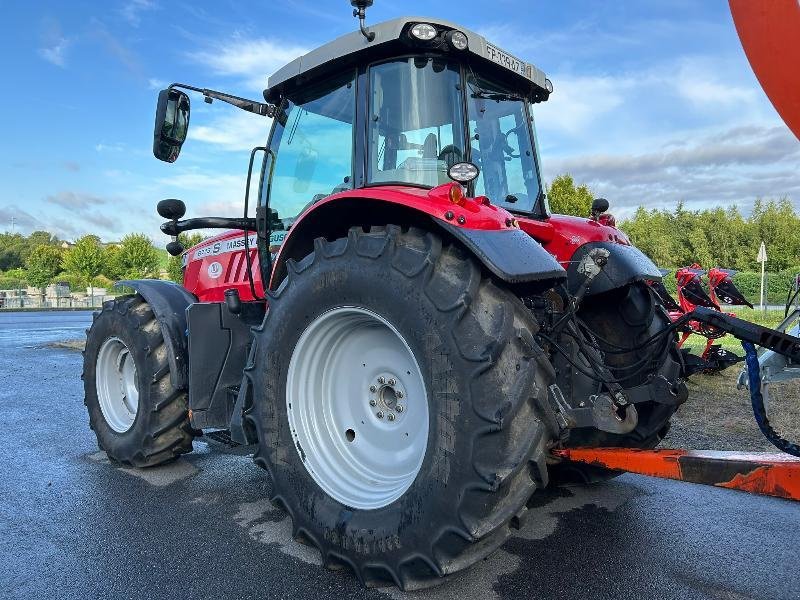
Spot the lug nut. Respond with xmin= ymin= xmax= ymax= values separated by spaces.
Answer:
xmin=378 ymin=377 xmax=385 ymax=384
xmin=377 ymin=411 xmax=384 ymax=419
xmin=369 ymin=399 xmax=377 ymax=407
xmin=369 ymin=385 xmax=376 ymax=393
xmin=388 ymin=378 xmax=396 ymax=386
xmin=387 ymin=413 xmax=395 ymax=422
xmin=396 ymin=405 xmax=404 ymax=413
xmin=396 ymin=391 xmax=403 ymax=399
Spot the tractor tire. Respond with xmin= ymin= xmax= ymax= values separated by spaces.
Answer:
xmin=246 ymin=225 xmax=556 ymax=590
xmin=550 ymin=283 xmax=681 ymax=485
xmin=83 ymin=295 xmax=194 ymax=467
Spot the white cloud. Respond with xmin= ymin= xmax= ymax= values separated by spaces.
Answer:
xmin=672 ymin=58 xmax=759 ymax=109
xmin=535 ymin=74 xmax=631 ymax=136
xmin=191 ymin=111 xmax=272 ymax=152
xmin=148 ymin=78 xmax=166 ymax=90
xmin=186 ymin=35 xmax=307 ymax=91
xmin=95 ymin=142 xmax=126 ymax=152
xmin=46 ymin=191 xmax=107 ymax=210
xmin=38 ymin=36 xmax=70 ymax=67
xmin=543 ymin=124 xmax=800 ymax=216
xmin=121 ymin=0 xmax=157 ymax=27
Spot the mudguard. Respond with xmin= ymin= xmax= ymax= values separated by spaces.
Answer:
xmin=566 ymin=242 xmax=662 ymax=295
xmin=115 ymin=279 xmax=196 ymax=389
xmin=439 ymin=222 xmax=566 ymax=284
xmin=269 ymin=186 xmax=568 ymax=290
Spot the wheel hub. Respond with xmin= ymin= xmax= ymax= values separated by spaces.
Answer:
xmin=286 ymin=307 xmax=429 ymax=510
xmin=369 ymin=374 xmax=406 ymax=422
xmin=95 ymin=337 xmax=139 ymax=433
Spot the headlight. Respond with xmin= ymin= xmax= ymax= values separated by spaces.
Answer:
xmin=448 ymin=162 xmax=480 ymax=183
xmin=446 ymin=30 xmax=468 ymax=50
xmin=410 ymin=23 xmax=437 ymax=41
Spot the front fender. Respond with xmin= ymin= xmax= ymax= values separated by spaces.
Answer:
xmin=270 ymin=186 xmax=566 ymax=289
xmin=566 ymin=242 xmax=662 ymax=295
xmin=115 ymin=279 xmax=196 ymax=389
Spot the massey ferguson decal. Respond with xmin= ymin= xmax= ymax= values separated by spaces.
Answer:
xmin=193 ymin=234 xmax=258 ymax=260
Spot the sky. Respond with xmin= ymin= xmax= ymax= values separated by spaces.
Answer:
xmin=1 ymin=0 xmax=798 ymax=242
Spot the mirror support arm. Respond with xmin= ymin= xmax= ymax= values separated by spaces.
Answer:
xmin=160 ymin=217 xmax=256 ymax=236
xmin=169 ymin=83 xmax=276 ymax=117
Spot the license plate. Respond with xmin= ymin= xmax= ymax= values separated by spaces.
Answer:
xmin=485 ymin=43 xmax=529 ymax=79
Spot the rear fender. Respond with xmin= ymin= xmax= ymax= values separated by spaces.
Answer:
xmin=270 ymin=188 xmax=566 ymax=289
xmin=115 ymin=279 xmax=196 ymax=389
xmin=566 ymin=242 xmax=662 ymax=296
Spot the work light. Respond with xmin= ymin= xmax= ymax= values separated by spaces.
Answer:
xmin=410 ymin=23 xmax=437 ymax=41
xmin=447 ymin=30 xmax=468 ymax=50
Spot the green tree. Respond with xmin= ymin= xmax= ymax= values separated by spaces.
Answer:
xmin=546 ymin=174 xmax=594 ymax=216
xmin=25 ymin=245 xmax=63 ymax=303
xmin=0 ymin=230 xmax=61 ymax=270
xmin=166 ymin=232 xmax=205 ymax=283
xmin=116 ymin=234 xmax=160 ymax=279
xmin=101 ymin=244 xmax=123 ymax=280
xmin=63 ymin=235 xmax=104 ymax=305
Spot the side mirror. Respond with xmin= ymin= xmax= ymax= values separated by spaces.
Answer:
xmin=591 ymin=198 xmax=610 ymax=215
xmin=153 ymin=89 xmax=190 ymax=163
xmin=157 ymin=198 xmax=186 ymax=220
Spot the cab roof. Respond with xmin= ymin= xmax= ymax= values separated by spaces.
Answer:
xmin=264 ymin=16 xmax=551 ymax=104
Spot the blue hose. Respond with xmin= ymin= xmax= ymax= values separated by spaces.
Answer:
xmin=742 ymin=341 xmax=800 ymax=457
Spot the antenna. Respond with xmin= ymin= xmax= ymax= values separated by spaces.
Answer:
xmin=10 ymin=216 xmax=15 ymax=234
xmin=350 ymin=0 xmax=375 ymax=42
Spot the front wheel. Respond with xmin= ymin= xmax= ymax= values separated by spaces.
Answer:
xmin=83 ymin=295 xmax=194 ymax=467
xmin=247 ymin=226 xmax=555 ymax=590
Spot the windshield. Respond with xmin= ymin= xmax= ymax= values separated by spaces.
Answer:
xmin=466 ymin=75 xmax=541 ymax=213
xmin=365 ymin=58 xmax=543 ymax=213
xmin=368 ymin=58 xmax=466 ymax=188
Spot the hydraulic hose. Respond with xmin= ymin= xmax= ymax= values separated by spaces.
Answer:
xmin=742 ymin=341 xmax=800 ymax=457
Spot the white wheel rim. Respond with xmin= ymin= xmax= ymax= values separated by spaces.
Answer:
xmin=96 ymin=337 xmax=139 ymax=433
xmin=286 ymin=306 xmax=429 ymax=510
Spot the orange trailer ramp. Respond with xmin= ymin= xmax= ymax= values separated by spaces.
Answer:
xmin=552 ymin=448 xmax=800 ymax=501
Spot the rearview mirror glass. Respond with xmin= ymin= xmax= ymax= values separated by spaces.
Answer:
xmin=153 ymin=89 xmax=190 ymax=163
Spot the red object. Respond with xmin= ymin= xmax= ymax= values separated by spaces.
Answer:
xmin=730 ymin=0 xmax=800 ymax=140
xmin=552 ymin=447 xmax=800 ymax=502
xmin=517 ymin=213 xmax=630 ymax=269
xmin=183 ymin=184 xmax=518 ymax=301
xmin=183 ymin=186 xmax=636 ymax=302
xmin=182 ymin=229 xmax=264 ymax=303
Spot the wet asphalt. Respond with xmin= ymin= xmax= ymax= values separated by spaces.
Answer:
xmin=1 ymin=310 xmax=799 ymax=600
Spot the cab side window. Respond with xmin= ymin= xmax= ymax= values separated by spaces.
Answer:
xmin=266 ymin=73 xmax=355 ymax=222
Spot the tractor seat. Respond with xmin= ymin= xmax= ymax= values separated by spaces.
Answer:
xmin=422 ymin=133 xmax=438 ymax=159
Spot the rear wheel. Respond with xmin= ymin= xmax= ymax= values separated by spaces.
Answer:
xmin=550 ymin=283 xmax=681 ymax=484
xmin=248 ymin=225 xmax=555 ymax=590
xmin=83 ymin=295 xmax=194 ymax=467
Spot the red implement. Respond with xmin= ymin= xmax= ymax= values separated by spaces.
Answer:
xmin=552 ymin=447 xmax=800 ymax=501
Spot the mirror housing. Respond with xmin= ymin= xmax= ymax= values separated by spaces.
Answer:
xmin=157 ymin=198 xmax=186 ymax=220
xmin=153 ymin=89 xmax=190 ymax=163
xmin=591 ymin=198 xmax=610 ymax=216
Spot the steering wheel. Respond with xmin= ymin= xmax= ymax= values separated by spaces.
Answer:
xmin=438 ymin=145 xmax=463 ymax=168
xmin=502 ymin=130 xmax=520 ymax=159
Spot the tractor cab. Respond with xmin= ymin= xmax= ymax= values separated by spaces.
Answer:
xmin=260 ymin=17 xmax=553 ymax=229
xmin=151 ymin=15 xmax=555 ymax=285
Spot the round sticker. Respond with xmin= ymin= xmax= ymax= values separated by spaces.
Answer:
xmin=207 ymin=261 xmax=223 ymax=279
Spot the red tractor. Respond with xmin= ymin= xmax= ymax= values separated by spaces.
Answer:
xmin=82 ymin=4 xmax=800 ymax=590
